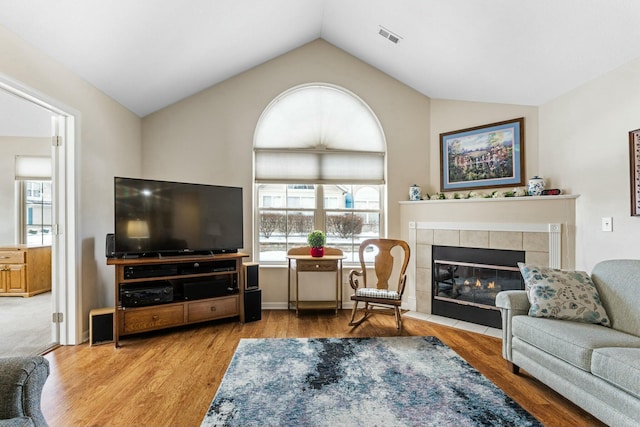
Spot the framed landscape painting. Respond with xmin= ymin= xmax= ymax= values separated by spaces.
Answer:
xmin=440 ymin=118 xmax=525 ymax=192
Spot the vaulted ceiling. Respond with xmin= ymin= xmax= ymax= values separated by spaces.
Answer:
xmin=1 ymin=0 xmax=640 ymax=119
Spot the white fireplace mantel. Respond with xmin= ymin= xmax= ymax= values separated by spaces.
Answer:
xmin=399 ymin=195 xmax=578 ymax=315
xmin=398 ymin=194 xmax=579 ymax=206
xmin=409 ymin=221 xmax=562 ymax=267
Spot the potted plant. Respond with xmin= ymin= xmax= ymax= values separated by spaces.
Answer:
xmin=307 ymin=230 xmax=326 ymax=257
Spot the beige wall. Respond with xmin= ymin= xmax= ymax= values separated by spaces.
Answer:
xmin=539 ymin=58 xmax=640 ymax=271
xmin=2 ymin=18 xmax=638 ymax=333
xmin=142 ymin=39 xmax=431 ymax=306
xmin=0 ymin=137 xmax=50 ymax=243
xmin=427 ymin=99 xmax=539 ymax=196
xmin=138 ymin=44 xmax=638 ymax=316
xmin=0 ymin=24 xmax=142 ymax=338
xmin=142 ymin=39 xmax=431 ymax=246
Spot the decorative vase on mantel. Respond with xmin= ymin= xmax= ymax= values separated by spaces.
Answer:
xmin=409 ymin=184 xmax=421 ymax=201
xmin=528 ymin=176 xmax=545 ymax=196
xmin=307 ymin=230 xmax=326 ymax=258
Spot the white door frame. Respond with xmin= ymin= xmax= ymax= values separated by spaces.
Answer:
xmin=0 ymin=73 xmax=81 ymax=345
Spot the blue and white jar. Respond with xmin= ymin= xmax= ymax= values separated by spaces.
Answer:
xmin=527 ymin=176 xmax=545 ymax=196
xmin=409 ymin=184 xmax=421 ymax=201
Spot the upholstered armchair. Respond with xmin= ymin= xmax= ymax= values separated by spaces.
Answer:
xmin=0 ymin=356 xmax=50 ymax=427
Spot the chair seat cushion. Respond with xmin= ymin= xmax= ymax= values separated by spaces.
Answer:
xmin=355 ymin=288 xmax=401 ymax=300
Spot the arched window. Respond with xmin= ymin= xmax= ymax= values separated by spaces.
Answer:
xmin=254 ymin=84 xmax=386 ymax=262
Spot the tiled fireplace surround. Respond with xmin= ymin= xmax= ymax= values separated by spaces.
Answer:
xmin=399 ymin=195 xmax=578 ymax=324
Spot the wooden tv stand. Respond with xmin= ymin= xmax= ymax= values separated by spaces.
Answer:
xmin=107 ymin=252 xmax=248 ymax=347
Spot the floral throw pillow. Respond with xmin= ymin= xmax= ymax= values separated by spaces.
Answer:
xmin=517 ymin=263 xmax=611 ymax=327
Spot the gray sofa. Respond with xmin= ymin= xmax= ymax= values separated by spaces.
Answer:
xmin=0 ymin=356 xmax=49 ymax=427
xmin=497 ymin=259 xmax=640 ymax=427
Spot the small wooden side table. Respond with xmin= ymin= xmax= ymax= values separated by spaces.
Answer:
xmin=287 ymin=247 xmax=344 ymax=316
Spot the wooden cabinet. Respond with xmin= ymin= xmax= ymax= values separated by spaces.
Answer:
xmin=107 ymin=252 xmax=248 ymax=347
xmin=187 ymin=296 xmax=239 ymax=323
xmin=122 ymin=304 xmax=185 ymax=334
xmin=0 ymin=245 xmax=51 ymax=297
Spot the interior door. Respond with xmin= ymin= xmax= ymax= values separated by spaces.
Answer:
xmin=0 ymin=87 xmax=58 ymax=352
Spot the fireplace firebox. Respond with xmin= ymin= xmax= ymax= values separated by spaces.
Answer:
xmin=432 ymin=246 xmax=525 ymax=328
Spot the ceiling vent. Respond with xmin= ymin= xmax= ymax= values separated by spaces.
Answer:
xmin=378 ymin=26 xmax=402 ymax=44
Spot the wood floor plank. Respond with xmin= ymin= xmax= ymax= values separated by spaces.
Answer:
xmin=41 ymin=310 xmax=604 ymax=427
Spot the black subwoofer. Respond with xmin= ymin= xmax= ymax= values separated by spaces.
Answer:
xmin=244 ymin=289 xmax=261 ymax=323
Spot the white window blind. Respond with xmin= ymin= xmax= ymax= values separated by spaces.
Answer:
xmin=254 ymin=84 xmax=385 ymax=183
xmin=15 ymin=156 xmax=51 ymax=180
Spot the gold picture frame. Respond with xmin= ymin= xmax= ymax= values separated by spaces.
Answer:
xmin=630 ymin=129 xmax=640 ymax=216
xmin=440 ymin=118 xmax=525 ymax=192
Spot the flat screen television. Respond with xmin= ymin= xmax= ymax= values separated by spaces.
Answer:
xmin=114 ymin=177 xmax=243 ymax=257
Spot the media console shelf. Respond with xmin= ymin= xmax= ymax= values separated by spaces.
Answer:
xmin=107 ymin=252 xmax=248 ymax=347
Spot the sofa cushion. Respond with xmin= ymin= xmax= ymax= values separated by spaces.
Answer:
xmin=591 ymin=347 xmax=640 ymax=399
xmin=512 ymin=315 xmax=640 ymax=371
xmin=591 ymin=259 xmax=640 ymax=337
xmin=518 ymin=263 xmax=611 ymax=327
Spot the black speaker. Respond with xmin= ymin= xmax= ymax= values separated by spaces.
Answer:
xmin=106 ymin=233 xmax=115 ymax=258
xmin=244 ymin=262 xmax=259 ymax=290
xmin=90 ymin=308 xmax=114 ymax=345
xmin=244 ymin=289 xmax=261 ymax=322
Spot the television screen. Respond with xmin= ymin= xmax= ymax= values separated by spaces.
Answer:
xmin=114 ymin=177 xmax=243 ymax=256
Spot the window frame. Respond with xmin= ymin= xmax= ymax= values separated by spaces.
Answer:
xmin=252 ymin=83 xmax=387 ymax=265
xmin=17 ymin=179 xmax=53 ymax=246
xmin=255 ymin=184 xmax=385 ymax=265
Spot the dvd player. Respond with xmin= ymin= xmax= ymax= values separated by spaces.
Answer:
xmin=178 ymin=260 xmax=235 ymax=275
xmin=124 ymin=264 xmax=179 ymax=279
xmin=120 ymin=284 xmax=173 ymax=307
xmin=123 ymin=260 xmax=237 ymax=279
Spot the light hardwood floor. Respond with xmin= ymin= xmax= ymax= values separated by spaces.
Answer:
xmin=42 ymin=310 xmax=604 ymax=427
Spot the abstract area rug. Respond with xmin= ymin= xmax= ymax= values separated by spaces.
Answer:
xmin=201 ymin=336 xmax=541 ymax=427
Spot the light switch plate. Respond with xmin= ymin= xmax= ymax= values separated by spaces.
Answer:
xmin=601 ymin=217 xmax=613 ymax=232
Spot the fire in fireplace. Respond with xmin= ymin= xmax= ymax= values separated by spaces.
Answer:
xmin=432 ymin=246 xmax=525 ymax=328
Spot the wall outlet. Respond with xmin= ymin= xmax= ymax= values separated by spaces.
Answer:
xmin=601 ymin=217 xmax=613 ymax=232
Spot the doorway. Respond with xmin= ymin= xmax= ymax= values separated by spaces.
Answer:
xmin=0 ymin=75 xmax=79 ymax=350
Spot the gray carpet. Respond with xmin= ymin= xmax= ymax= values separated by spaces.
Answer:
xmin=202 ymin=336 xmax=541 ymax=427
xmin=0 ymin=292 xmax=54 ymax=357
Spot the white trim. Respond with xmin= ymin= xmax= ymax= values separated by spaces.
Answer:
xmin=414 ymin=221 xmax=560 ymax=233
xmin=548 ymin=224 xmax=562 ymax=268
xmin=404 ymin=221 xmax=418 ymax=311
